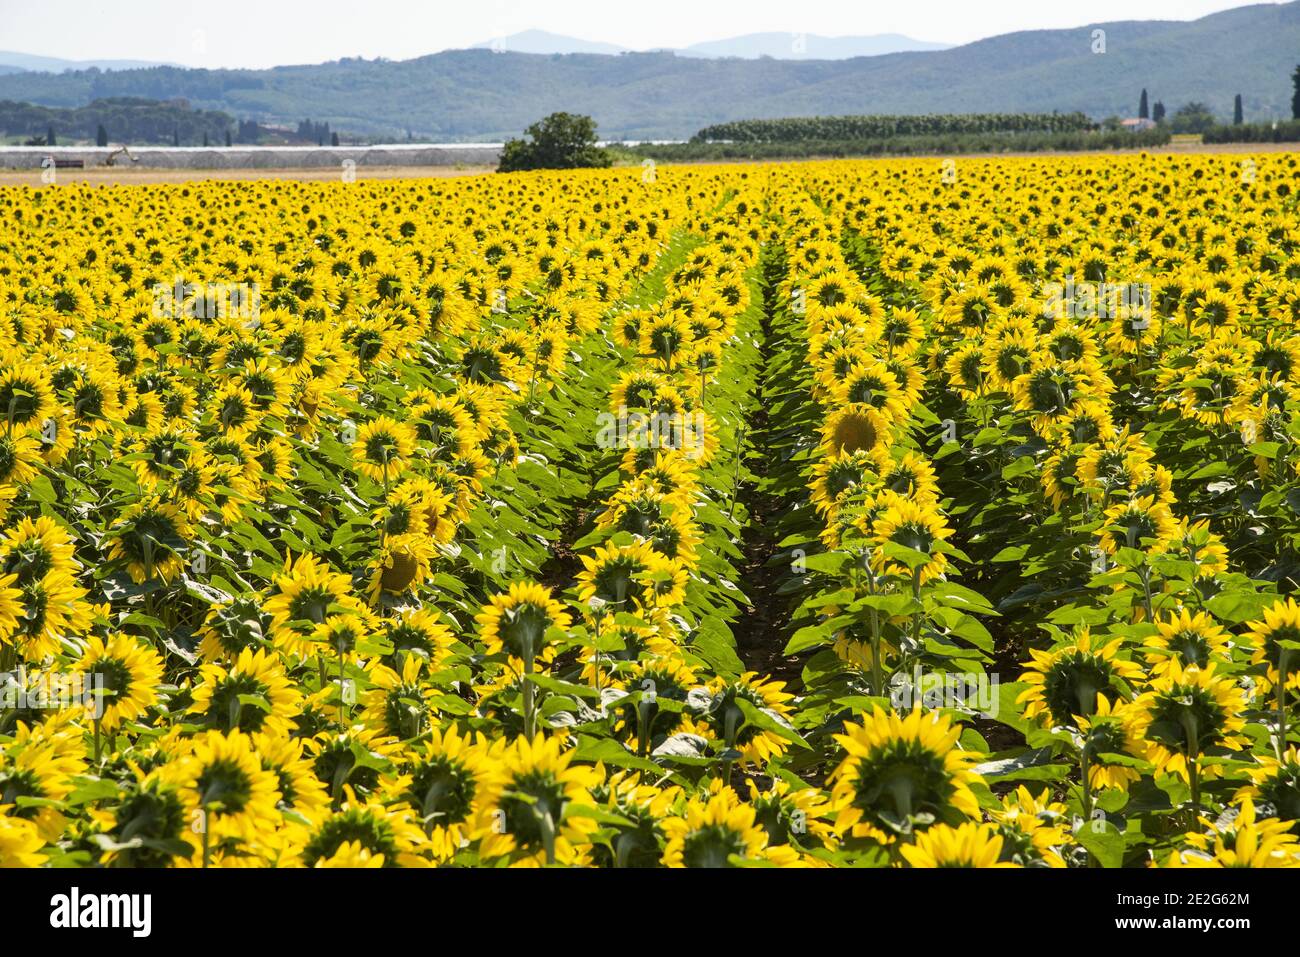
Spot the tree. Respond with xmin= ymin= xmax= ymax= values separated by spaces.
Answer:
xmin=497 ymin=112 xmax=612 ymax=173
xmin=1233 ymin=94 xmax=1243 ymax=125
xmin=1293 ymin=64 xmax=1300 ymax=120
xmin=173 ymin=127 xmax=180 ymax=146
xmin=1152 ymin=100 xmax=1166 ymax=124
xmin=46 ymin=125 xmax=56 ymax=146
xmin=331 ymin=131 xmax=340 ymax=147
xmin=1138 ymin=89 xmax=1149 ymax=119
xmin=96 ymin=124 xmax=108 ymax=147
xmin=225 ymin=129 xmax=232 ymax=147
xmin=202 ymin=132 xmax=209 ymax=146
xmin=1170 ymin=101 xmax=1216 ymax=134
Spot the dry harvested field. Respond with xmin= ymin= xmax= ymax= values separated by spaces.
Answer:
xmin=0 ymin=164 xmax=496 ymax=186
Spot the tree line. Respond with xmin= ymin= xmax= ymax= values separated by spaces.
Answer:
xmin=691 ymin=112 xmax=1097 ymax=143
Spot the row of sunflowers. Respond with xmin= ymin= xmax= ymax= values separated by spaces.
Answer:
xmin=0 ymin=153 xmax=1299 ymax=867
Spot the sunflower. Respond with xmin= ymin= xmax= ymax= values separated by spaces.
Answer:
xmin=587 ymin=771 xmax=677 ymax=868
xmin=1137 ymin=594 xmax=1226 ymax=663
xmin=943 ymin=343 xmax=988 ymax=399
xmin=828 ymin=707 xmax=982 ymax=843
xmin=2 ymin=515 xmax=78 ymax=588
xmin=76 ymin=632 xmax=164 ymax=733
xmin=577 ymin=541 xmax=687 ymax=611
xmin=1010 ymin=356 xmax=1093 ymax=428
xmin=831 ymin=360 xmax=910 ymax=422
xmin=821 ymin=403 xmax=890 ymax=456
xmin=351 ymin=416 xmax=417 ymax=485
xmin=406 ymin=390 xmax=479 ymax=455
xmin=1072 ymin=695 xmax=1152 ymax=791
xmin=0 ymin=362 xmax=55 ymax=431
xmin=5 ymin=565 xmax=90 ymax=662
xmin=1094 ymin=495 xmax=1178 ymax=558
xmin=696 ymin=671 xmax=798 ymax=766
xmin=660 ymin=786 xmax=800 ymax=868
xmin=196 ymin=596 xmax=272 ymax=662
xmin=388 ymin=477 xmax=460 ymax=541
xmin=188 ymin=647 xmax=302 ymax=736
xmin=1151 ymin=518 xmax=1229 ymax=579
xmin=0 ymin=720 xmax=86 ymax=840
xmin=264 ymin=552 xmax=356 ymax=657
xmin=0 ymin=425 xmax=42 ymax=487
xmin=870 ymin=494 xmax=954 ymax=584
xmin=106 ymin=498 xmax=192 ymax=584
xmin=358 ymin=655 xmax=441 ymax=741
xmin=298 ymin=794 xmax=428 ymax=868
xmin=1238 ymin=747 xmax=1300 ymax=825
xmin=160 ymin=729 xmax=282 ymax=860
xmin=1126 ymin=660 xmax=1248 ymax=785
xmin=382 ymin=608 xmax=456 ymax=664
xmin=388 ymin=726 xmax=498 ymax=860
xmin=476 ymin=581 xmax=571 ymax=665
xmin=1162 ymin=797 xmax=1300 ymax=868
xmin=985 ymin=785 xmax=1068 ymax=867
xmin=0 ymin=811 xmax=46 ymax=867
xmin=253 ymin=731 xmax=331 ymax=827
xmin=95 ymin=771 xmax=190 ymax=866
xmin=808 ymin=449 xmax=881 ymax=518
xmin=366 ymin=532 xmax=434 ymax=602
xmin=312 ymin=840 xmax=386 ymax=867
xmin=477 ymin=734 xmax=601 ymax=867
xmin=1242 ymin=596 xmax=1300 ymax=696
xmin=1018 ymin=628 xmax=1145 ymax=728
xmin=745 ymin=778 xmax=837 ymax=853
xmin=898 ymin=822 xmax=1019 ymax=868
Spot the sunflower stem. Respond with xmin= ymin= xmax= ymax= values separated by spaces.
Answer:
xmin=861 ymin=550 xmax=885 ymax=697
xmin=1277 ymin=648 xmax=1291 ymax=762
xmin=909 ymin=573 xmax=923 ymax=661
xmin=201 ymin=804 xmax=211 ymax=869
xmin=1079 ymin=742 xmax=1093 ymax=821
xmin=725 ymin=424 xmax=746 ymax=522
xmin=522 ymin=634 xmax=536 ymax=741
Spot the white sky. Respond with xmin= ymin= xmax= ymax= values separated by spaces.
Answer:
xmin=0 ymin=0 xmax=1279 ymax=68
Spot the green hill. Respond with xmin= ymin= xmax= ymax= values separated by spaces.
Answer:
xmin=0 ymin=2 xmax=1295 ymax=141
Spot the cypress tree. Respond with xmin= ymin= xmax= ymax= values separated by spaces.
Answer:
xmin=1233 ymin=94 xmax=1243 ymax=125
xmin=1138 ymin=89 xmax=1149 ymax=119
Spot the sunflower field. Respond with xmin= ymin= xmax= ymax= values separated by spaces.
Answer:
xmin=2 ymin=153 xmax=1300 ymax=870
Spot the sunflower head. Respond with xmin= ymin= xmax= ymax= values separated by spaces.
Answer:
xmin=828 ymin=707 xmax=982 ymax=843
xmin=476 ymin=582 xmax=571 ymax=663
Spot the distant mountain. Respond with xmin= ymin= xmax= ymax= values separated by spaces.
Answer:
xmin=0 ymin=2 xmax=1296 ymax=141
xmin=465 ymin=30 xmax=949 ymax=59
xmin=0 ymin=51 xmax=178 ymax=73
xmin=679 ymin=32 xmax=950 ymax=59
xmin=468 ymin=30 xmax=627 ymax=56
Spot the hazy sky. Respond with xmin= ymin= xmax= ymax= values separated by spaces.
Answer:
xmin=0 ymin=0 xmax=1278 ymax=68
